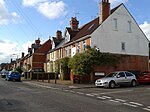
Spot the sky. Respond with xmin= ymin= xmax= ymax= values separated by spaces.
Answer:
xmin=0 ymin=0 xmax=150 ymax=63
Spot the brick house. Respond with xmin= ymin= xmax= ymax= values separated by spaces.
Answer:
xmin=23 ymin=38 xmax=52 ymax=72
xmin=45 ymin=0 xmax=149 ymax=82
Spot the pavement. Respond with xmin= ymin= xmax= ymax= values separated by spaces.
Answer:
xmin=22 ymin=78 xmax=95 ymax=90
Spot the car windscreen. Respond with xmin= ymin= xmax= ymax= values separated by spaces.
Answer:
xmin=105 ymin=72 xmax=117 ymax=77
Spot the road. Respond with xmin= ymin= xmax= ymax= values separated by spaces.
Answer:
xmin=0 ymin=78 xmax=150 ymax=112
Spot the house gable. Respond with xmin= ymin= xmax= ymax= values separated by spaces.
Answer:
xmin=91 ymin=4 xmax=149 ymax=56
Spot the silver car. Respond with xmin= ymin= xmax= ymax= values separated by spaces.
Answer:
xmin=95 ymin=71 xmax=138 ymax=88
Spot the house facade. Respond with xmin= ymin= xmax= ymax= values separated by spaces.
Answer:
xmin=45 ymin=0 xmax=149 ymax=82
xmin=23 ymin=38 xmax=52 ymax=72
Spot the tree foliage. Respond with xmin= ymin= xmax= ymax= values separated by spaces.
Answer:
xmin=68 ymin=46 xmax=119 ymax=76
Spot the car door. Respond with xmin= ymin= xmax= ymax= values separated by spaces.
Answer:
xmin=116 ymin=72 xmax=127 ymax=85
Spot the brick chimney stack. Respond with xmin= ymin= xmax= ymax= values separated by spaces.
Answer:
xmin=70 ymin=17 xmax=79 ymax=30
xmin=35 ymin=38 xmax=41 ymax=45
xmin=56 ymin=30 xmax=62 ymax=39
xmin=100 ymin=0 xmax=110 ymax=24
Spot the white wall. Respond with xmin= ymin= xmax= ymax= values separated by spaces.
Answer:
xmin=91 ymin=4 xmax=149 ymax=56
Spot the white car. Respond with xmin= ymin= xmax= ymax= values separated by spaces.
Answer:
xmin=95 ymin=71 xmax=138 ymax=88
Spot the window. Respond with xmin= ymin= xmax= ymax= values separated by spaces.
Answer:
xmin=118 ymin=72 xmax=125 ymax=78
xmin=127 ymin=21 xmax=132 ymax=32
xmin=113 ymin=18 xmax=118 ymax=30
xmin=121 ymin=42 xmax=126 ymax=51
xmin=65 ymin=47 xmax=68 ymax=56
xmin=125 ymin=72 xmax=134 ymax=77
xmin=76 ymin=42 xmax=80 ymax=53
xmin=82 ymin=40 xmax=86 ymax=52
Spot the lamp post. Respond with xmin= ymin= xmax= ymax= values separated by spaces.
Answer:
xmin=12 ymin=54 xmax=19 ymax=68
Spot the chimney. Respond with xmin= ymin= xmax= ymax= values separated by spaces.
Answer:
xmin=100 ymin=0 xmax=110 ymax=24
xmin=70 ymin=17 xmax=79 ymax=30
xmin=56 ymin=30 xmax=62 ymax=39
xmin=35 ymin=38 xmax=41 ymax=45
xmin=21 ymin=52 xmax=24 ymax=58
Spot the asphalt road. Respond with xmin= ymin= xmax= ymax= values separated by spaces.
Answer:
xmin=0 ymin=78 xmax=150 ymax=112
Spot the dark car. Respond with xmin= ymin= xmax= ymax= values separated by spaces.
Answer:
xmin=138 ymin=71 xmax=150 ymax=84
xmin=6 ymin=71 xmax=21 ymax=81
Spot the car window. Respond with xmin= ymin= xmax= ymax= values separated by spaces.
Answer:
xmin=125 ymin=72 xmax=134 ymax=77
xmin=106 ymin=72 xmax=117 ymax=77
xmin=117 ymin=72 xmax=125 ymax=78
xmin=140 ymin=71 xmax=149 ymax=76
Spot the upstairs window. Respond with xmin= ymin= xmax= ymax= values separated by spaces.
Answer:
xmin=82 ymin=40 xmax=86 ymax=52
xmin=113 ymin=18 xmax=118 ymax=31
xmin=127 ymin=21 xmax=132 ymax=33
xmin=65 ymin=47 xmax=68 ymax=57
xmin=76 ymin=42 xmax=80 ymax=53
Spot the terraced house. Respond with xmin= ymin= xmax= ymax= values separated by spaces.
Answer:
xmin=45 ymin=0 xmax=149 ymax=82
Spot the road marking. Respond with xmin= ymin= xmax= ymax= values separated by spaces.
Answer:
xmin=100 ymin=90 xmax=133 ymax=95
xmin=143 ymin=108 xmax=150 ymax=111
xmin=123 ymin=103 xmax=138 ymax=107
xmin=86 ymin=94 xmax=94 ymax=97
xmin=109 ymin=100 xmax=120 ymax=103
xmin=129 ymin=102 xmax=143 ymax=106
xmin=102 ymin=96 xmax=112 ymax=99
xmin=97 ymin=96 xmax=107 ymax=100
xmin=76 ymin=92 xmax=84 ymax=95
xmin=63 ymin=90 xmax=69 ymax=92
xmin=69 ymin=90 xmax=75 ymax=93
xmin=115 ymin=99 xmax=126 ymax=102
xmin=91 ymin=93 xmax=99 ymax=96
xmin=148 ymin=106 xmax=150 ymax=108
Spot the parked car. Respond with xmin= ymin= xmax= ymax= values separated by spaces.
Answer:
xmin=95 ymin=71 xmax=138 ymax=88
xmin=1 ymin=71 xmax=9 ymax=78
xmin=137 ymin=71 xmax=150 ymax=84
xmin=6 ymin=71 xmax=21 ymax=81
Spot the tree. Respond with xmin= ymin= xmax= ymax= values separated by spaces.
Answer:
xmin=68 ymin=46 xmax=119 ymax=76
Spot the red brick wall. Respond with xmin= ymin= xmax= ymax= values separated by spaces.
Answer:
xmin=94 ymin=55 xmax=149 ymax=74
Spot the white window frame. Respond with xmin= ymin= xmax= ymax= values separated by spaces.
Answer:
xmin=127 ymin=21 xmax=132 ymax=33
xmin=113 ymin=18 xmax=118 ymax=31
xmin=82 ymin=40 xmax=86 ymax=52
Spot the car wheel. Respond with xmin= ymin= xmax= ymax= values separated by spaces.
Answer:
xmin=131 ymin=80 xmax=137 ymax=87
xmin=109 ymin=81 xmax=115 ymax=88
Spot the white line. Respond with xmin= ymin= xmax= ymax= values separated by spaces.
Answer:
xmin=109 ymin=100 xmax=120 ymax=103
xmin=115 ymin=99 xmax=126 ymax=102
xmin=102 ymin=96 xmax=112 ymax=99
xmin=123 ymin=103 xmax=138 ymax=108
xmin=97 ymin=97 xmax=107 ymax=100
xmin=76 ymin=92 xmax=84 ymax=95
xmin=143 ymin=108 xmax=150 ymax=111
xmin=148 ymin=106 xmax=150 ymax=108
xmin=100 ymin=90 xmax=133 ymax=95
xmin=69 ymin=90 xmax=75 ymax=93
xmin=129 ymin=102 xmax=143 ymax=106
xmin=91 ymin=93 xmax=99 ymax=96
xmin=63 ymin=90 xmax=69 ymax=92
xmin=86 ymin=94 xmax=94 ymax=97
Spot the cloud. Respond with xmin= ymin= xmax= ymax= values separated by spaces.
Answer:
xmin=0 ymin=0 xmax=20 ymax=25
xmin=22 ymin=0 xmax=47 ymax=7
xmin=22 ymin=0 xmax=67 ymax=19
xmin=140 ymin=21 xmax=150 ymax=40
xmin=38 ymin=1 xmax=67 ymax=19
xmin=0 ymin=39 xmax=33 ymax=63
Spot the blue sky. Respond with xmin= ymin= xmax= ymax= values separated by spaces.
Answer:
xmin=0 ymin=0 xmax=150 ymax=63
